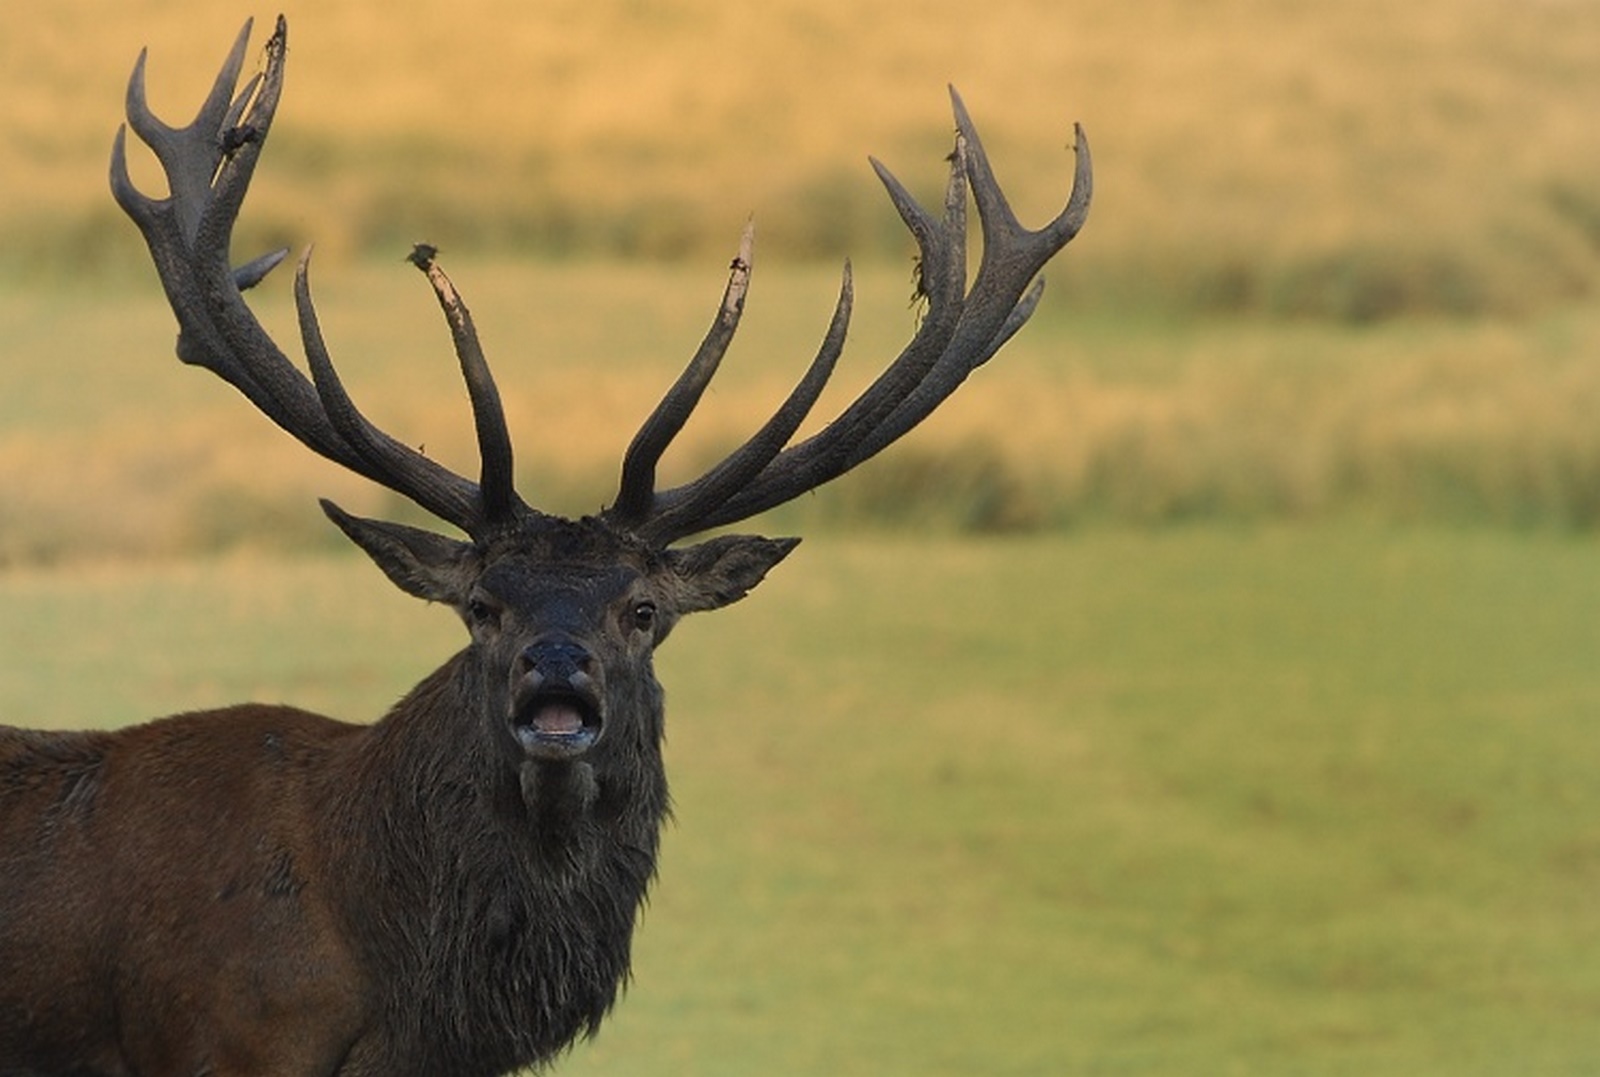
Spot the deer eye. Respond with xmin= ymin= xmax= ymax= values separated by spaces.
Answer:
xmin=466 ymin=596 xmax=501 ymax=630
xmin=631 ymin=601 xmax=657 ymax=632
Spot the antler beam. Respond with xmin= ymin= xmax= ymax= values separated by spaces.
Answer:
xmin=110 ymin=18 xmax=525 ymax=537
xmin=602 ymin=90 xmax=1092 ymax=545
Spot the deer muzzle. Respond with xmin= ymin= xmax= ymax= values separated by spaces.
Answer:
xmin=511 ymin=640 xmax=604 ymax=761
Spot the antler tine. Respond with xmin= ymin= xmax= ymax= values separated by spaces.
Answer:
xmin=610 ymin=222 xmax=756 ymax=525
xmin=293 ymin=251 xmax=490 ymax=530
xmin=770 ymin=145 xmax=972 ymax=473
xmin=955 ymin=89 xmax=1093 ymax=265
xmin=631 ymin=263 xmax=855 ymax=545
xmin=409 ymin=247 xmax=522 ymax=526
xmin=120 ymin=19 xmax=255 ymax=246
xmin=845 ymin=104 xmax=1092 ymax=464
xmin=680 ymin=138 xmax=976 ymax=530
xmin=112 ymin=17 xmax=510 ymax=538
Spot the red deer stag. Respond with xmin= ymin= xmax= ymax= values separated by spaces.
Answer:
xmin=0 ymin=16 xmax=1090 ymax=1077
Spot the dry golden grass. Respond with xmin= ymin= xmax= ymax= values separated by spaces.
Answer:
xmin=3 ymin=0 xmax=1600 ymax=561
xmin=4 ymin=257 xmax=1599 ymax=563
xmin=3 ymin=0 xmax=1598 ymax=314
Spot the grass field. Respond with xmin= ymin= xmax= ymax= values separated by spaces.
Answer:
xmin=2 ymin=530 xmax=1597 ymax=1074
xmin=2 ymin=3 xmax=1599 ymax=1073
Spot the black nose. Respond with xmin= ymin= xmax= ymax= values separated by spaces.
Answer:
xmin=520 ymin=639 xmax=592 ymax=685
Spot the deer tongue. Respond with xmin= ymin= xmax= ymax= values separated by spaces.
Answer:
xmin=512 ymin=689 xmax=602 ymax=759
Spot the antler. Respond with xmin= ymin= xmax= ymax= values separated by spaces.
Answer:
xmin=111 ymin=17 xmax=1090 ymax=551
xmin=602 ymin=89 xmax=1092 ymax=546
xmin=110 ymin=18 xmax=525 ymax=537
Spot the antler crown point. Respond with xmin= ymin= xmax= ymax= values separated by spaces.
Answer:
xmin=407 ymin=243 xmax=440 ymax=271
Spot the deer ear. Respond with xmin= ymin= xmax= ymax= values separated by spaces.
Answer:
xmin=320 ymin=499 xmax=477 ymax=605
xmin=663 ymin=534 xmax=800 ymax=614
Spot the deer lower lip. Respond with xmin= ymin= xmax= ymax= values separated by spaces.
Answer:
xmin=513 ymin=693 xmax=602 ymax=760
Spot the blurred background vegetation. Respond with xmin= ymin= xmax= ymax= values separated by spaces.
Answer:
xmin=5 ymin=0 xmax=1599 ymax=317
xmin=3 ymin=5 xmax=1598 ymax=1074
xmin=3 ymin=0 xmax=1600 ymax=560
xmin=3 ymin=0 xmax=1599 ymax=563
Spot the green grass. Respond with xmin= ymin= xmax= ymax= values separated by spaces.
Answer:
xmin=2 ymin=529 xmax=1597 ymax=1074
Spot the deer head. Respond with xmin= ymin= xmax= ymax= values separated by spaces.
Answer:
xmin=109 ymin=17 xmax=1091 ymax=772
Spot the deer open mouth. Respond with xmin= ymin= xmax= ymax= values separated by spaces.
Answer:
xmin=512 ymin=688 xmax=603 ymax=761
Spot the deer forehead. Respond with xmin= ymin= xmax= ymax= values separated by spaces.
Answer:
xmin=477 ymin=557 xmax=650 ymax=618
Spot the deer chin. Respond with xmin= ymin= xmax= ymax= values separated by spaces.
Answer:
xmin=512 ymin=689 xmax=604 ymax=761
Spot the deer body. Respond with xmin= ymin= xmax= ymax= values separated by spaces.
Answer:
xmin=1 ymin=694 xmax=653 ymax=1074
xmin=0 ymin=15 xmax=1089 ymax=1076
xmin=2 ymin=708 xmax=376 ymax=1073
xmin=1 ymin=530 xmax=705 ymax=1076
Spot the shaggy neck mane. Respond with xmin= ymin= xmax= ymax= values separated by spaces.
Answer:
xmin=326 ymin=654 xmax=669 ymax=1072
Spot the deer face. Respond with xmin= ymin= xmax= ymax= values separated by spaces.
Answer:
xmin=471 ymin=556 xmax=654 ymax=764
xmin=111 ymin=14 xmax=1087 ymax=772
xmin=324 ymin=503 xmax=796 ymax=764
